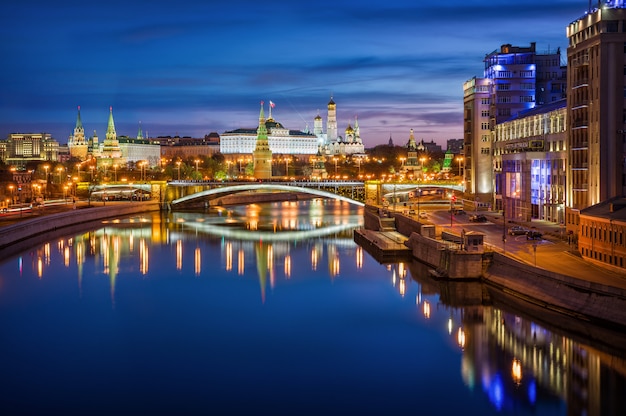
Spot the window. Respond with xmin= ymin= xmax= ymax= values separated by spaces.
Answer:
xmin=481 ymin=122 xmax=490 ymax=130
xmin=520 ymin=83 xmax=534 ymax=90
xmin=520 ymin=70 xmax=534 ymax=77
xmin=498 ymin=71 xmax=512 ymax=78
xmin=481 ymin=110 xmax=490 ymax=117
xmin=481 ymin=98 xmax=490 ymax=105
xmin=606 ymin=20 xmax=618 ymax=33
xmin=497 ymin=96 xmax=512 ymax=103
xmin=520 ymin=96 xmax=535 ymax=103
xmin=497 ymin=83 xmax=511 ymax=91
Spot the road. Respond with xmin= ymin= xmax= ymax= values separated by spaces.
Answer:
xmin=413 ymin=208 xmax=626 ymax=290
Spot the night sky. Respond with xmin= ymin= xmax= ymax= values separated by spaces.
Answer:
xmin=0 ymin=0 xmax=589 ymax=147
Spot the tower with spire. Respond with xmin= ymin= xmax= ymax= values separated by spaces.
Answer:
xmin=327 ymin=96 xmax=337 ymax=143
xmin=402 ymin=129 xmax=420 ymax=177
xmin=253 ymin=101 xmax=273 ymax=179
xmin=98 ymin=106 xmax=125 ymax=168
xmin=68 ymin=106 xmax=89 ymax=160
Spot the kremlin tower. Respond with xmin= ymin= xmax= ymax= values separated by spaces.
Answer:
xmin=253 ymin=101 xmax=272 ymax=179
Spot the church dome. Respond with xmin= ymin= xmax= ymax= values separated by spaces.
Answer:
xmin=345 ymin=124 xmax=354 ymax=133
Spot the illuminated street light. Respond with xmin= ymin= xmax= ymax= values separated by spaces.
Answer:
xmin=176 ymin=161 xmax=181 ymax=180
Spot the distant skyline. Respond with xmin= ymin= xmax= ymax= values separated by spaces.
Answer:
xmin=0 ymin=1 xmax=592 ymax=148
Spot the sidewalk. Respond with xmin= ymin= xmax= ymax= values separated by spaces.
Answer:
xmin=484 ymin=213 xmax=626 ymax=291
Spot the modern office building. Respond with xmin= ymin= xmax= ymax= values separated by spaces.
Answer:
xmin=464 ymin=43 xmax=565 ymax=214
xmin=565 ymin=1 xmax=626 ymax=268
xmin=493 ymin=99 xmax=567 ymax=223
xmin=463 ymin=77 xmax=493 ymax=204
xmin=565 ymin=1 xmax=626 ymax=232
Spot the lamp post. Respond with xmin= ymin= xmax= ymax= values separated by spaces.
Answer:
xmin=8 ymin=185 xmax=14 ymax=206
xmin=176 ymin=161 xmax=181 ymax=181
xmin=456 ymin=156 xmax=464 ymax=178
xmin=417 ymin=187 xmax=422 ymax=217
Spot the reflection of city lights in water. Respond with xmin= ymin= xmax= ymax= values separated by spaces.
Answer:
xmin=195 ymin=247 xmax=201 ymax=276
xmin=398 ymin=262 xmax=406 ymax=278
xmin=457 ymin=327 xmax=466 ymax=350
xmin=139 ymin=239 xmax=149 ymax=275
xmin=311 ymin=247 xmax=318 ymax=271
xmin=37 ymin=257 xmax=43 ymax=278
xmin=44 ymin=243 xmax=50 ymax=265
xmin=129 ymin=231 xmax=134 ymax=252
xmin=512 ymin=358 xmax=522 ymax=385
xmin=399 ymin=278 xmax=406 ymax=297
xmin=415 ymin=292 xmax=421 ymax=305
xmin=356 ymin=246 xmax=363 ymax=269
xmin=238 ymin=249 xmax=245 ymax=275
xmin=102 ymin=235 xmax=109 ymax=274
xmin=176 ymin=240 xmax=183 ymax=270
xmin=423 ymin=301 xmax=431 ymax=319
xmin=329 ymin=248 xmax=340 ymax=277
xmin=284 ymin=254 xmax=291 ymax=278
xmin=64 ymin=246 xmax=70 ymax=267
xmin=448 ymin=318 xmax=453 ymax=335
xmin=76 ymin=241 xmax=85 ymax=266
xmin=267 ymin=245 xmax=274 ymax=271
xmin=225 ymin=242 xmax=232 ymax=272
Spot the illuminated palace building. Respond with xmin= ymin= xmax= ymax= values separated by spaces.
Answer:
xmin=220 ymin=97 xmax=365 ymax=162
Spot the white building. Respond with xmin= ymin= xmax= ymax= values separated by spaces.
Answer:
xmin=220 ymin=104 xmax=318 ymax=155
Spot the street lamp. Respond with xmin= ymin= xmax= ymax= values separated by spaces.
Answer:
xmin=455 ymin=156 xmax=464 ymax=178
xmin=195 ymin=159 xmax=200 ymax=172
xmin=7 ymin=185 xmax=14 ymax=206
xmin=176 ymin=161 xmax=181 ymax=180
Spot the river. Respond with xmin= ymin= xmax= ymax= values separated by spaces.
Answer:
xmin=0 ymin=199 xmax=624 ymax=415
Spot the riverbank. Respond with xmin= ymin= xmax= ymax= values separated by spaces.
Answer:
xmin=359 ymin=204 xmax=626 ymax=330
xmin=0 ymin=200 xmax=161 ymax=256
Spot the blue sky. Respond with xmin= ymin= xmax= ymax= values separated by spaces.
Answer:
xmin=0 ymin=0 xmax=590 ymax=148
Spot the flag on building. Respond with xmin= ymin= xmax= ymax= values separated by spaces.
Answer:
xmin=270 ymin=101 xmax=275 ymax=108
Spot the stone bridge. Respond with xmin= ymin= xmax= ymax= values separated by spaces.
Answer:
xmin=167 ymin=181 xmax=367 ymax=209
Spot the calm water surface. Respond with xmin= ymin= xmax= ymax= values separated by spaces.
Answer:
xmin=0 ymin=200 xmax=624 ymax=415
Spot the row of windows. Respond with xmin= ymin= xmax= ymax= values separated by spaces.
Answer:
xmin=581 ymin=223 xmax=626 ymax=246
xmin=582 ymin=247 xmax=625 ymax=268
xmin=496 ymin=71 xmax=535 ymax=78
xmin=497 ymin=96 xmax=535 ymax=103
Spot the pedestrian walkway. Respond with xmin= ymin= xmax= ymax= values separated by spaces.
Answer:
xmin=483 ymin=213 xmax=626 ymax=291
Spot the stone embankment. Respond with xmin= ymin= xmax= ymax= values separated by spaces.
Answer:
xmin=357 ymin=204 xmax=626 ymax=330
xmin=0 ymin=201 xmax=160 ymax=256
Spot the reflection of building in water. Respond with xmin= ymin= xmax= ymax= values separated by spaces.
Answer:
xmin=407 ymin=264 xmax=626 ymax=415
xmin=460 ymin=307 xmax=626 ymax=415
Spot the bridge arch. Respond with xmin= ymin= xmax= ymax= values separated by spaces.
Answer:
xmin=170 ymin=183 xmax=365 ymax=208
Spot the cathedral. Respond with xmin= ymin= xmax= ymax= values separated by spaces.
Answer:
xmin=313 ymin=96 xmax=365 ymax=157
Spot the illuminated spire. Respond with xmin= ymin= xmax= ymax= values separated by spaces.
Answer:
xmin=75 ymin=105 xmax=83 ymax=131
xmin=106 ymin=106 xmax=116 ymax=137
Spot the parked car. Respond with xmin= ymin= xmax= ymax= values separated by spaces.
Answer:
xmin=526 ymin=230 xmax=543 ymax=240
xmin=508 ymin=226 xmax=527 ymax=235
xmin=469 ymin=214 xmax=487 ymax=222
xmin=419 ymin=211 xmax=428 ymax=219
